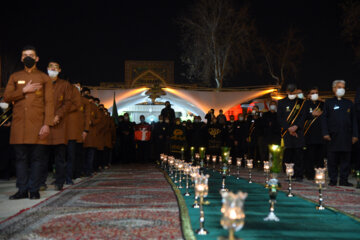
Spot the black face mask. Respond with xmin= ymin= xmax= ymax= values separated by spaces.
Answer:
xmin=23 ymin=56 xmax=36 ymax=68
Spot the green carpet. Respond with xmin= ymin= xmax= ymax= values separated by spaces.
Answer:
xmin=168 ymin=169 xmax=360 ymax=240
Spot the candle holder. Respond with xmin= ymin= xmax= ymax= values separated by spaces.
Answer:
xmin=315 ymin=168 xmax=326 ymax=210
xmin=199 ymin=147 xmax=206 ymax=174
xmin=264 ymin=178 xmax=280 ymax=222
xmin=356 ymin=171 xmax=360 ymax=189
xmin=246 ymin=159 xmax=253 ymax=183
xmin=190 ymin=166 xmax=200 ymax=208
xmin=184 ymin=164 xmax=191 ymax=196
xmin=212 ymin=156 xmax=217 ymax=172
xmin=236 ymin=158 xmax=242 ymax=179
xmin=195 ymin=174 xmax=210 ymax=235
xmin=181 ymin=147 xmax=185 ymax=161
xmin=268 ymin=144 xmax=284 ymax=174
xmin=219 ymin=191 xmax=248 ymax=240
xmin=285 ymin=163 xmax=294 ymax=197
xmin=174 ymin=161 xmax=179 ymax=184
xmin=195 ymin=153 xmax=200 ymax=166
xmin=178 ymin=161 xmax=184 ymax=189
xmin=263 ymin=161 xmax=270 ymax=187
xmin=227 ymin=157 xmax=232 ymax=176
xmin=206 ymin=155 xmax=211 ymax=168
xmin=190 ymin=146 xmax=195 ymax=164
xmin=218 ymin=156 xmax=223 ymax=172
xmin=220 ymin=164 xmax=229 ymax=193
xmin=168 ymin=157 xmax=174 ymax=178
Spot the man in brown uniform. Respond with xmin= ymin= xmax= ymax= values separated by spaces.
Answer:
xmin=83 ymin=96 xmax=101 ymax=176
xmin=45 ymin=61 xmax=73 ymax=190
xmin=66 ymin=83 xmax=90 ymax=181
xmin=95 ymin=103 xmax=107 ymax=170
xmin=4 ymin=46 xmax=54 ymax=200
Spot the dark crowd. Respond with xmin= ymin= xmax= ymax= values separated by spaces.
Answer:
xmin=0 ymin=46 xmax=360 ymax=201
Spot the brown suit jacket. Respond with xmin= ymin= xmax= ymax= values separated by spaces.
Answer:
xmin=66 ymin=86 xmax=90 ymax=143
xmin=96 ymin=109 xmax=107 ymax=150
xmin=4 ymin=69 xmax=54 ymax=145
xmin=83 ymin=102 xmax=100 ymax=148
xmin=48 ymin=79 xmax=73 ymax=145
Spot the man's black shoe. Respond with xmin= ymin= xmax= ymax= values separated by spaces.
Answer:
xmin=29 ymin=191 xmax=40 ymax=200
xmin=9 ymin=191 xmax=28 ymax=200
xmin=328 ymin=181 xmax=337 ymax=186
xmin=54 ymin=185 xmax=63 ymax=191
xmin=339 ymin=182 xmax=354 ymax=187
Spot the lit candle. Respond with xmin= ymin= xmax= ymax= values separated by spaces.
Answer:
xmin=199 ymin=147 xmax=206 ymax=159
xmin=212 ymin=156 xmax=217 ymax=163
xmin=236 ymin=158 xmax=242 ymax=167
xmin=229 ymin=208 xmax=238 ymax=220
xmin=263 ymin=161 xmax=270 ymax=172
xmin=246 ymin=159 xmax=253 ymax=169
xmin=190 ymin=146 xmax=195 ymax=156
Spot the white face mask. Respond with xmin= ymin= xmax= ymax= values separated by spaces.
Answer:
xmin=75 ymin=85 xmax=81 ymax=92
xmin=48 ymin=70 xmax=59 ymax=78
xmin=269 ymin=105 xmax=277 ymax=111
xmin=336 ymin=88 xmax=345 ymax=98
xmin=0 ymin=102 xmax=9 ymax=109
xmin=310 ymin=93 xmax=319 ymax=101
xmin=297 ymin=93 xmax=304 ymax=99
xmin=288 ymin=94 xmax=297 ymax=100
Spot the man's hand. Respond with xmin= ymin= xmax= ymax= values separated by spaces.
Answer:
xmin=323 ymin=135 xmax=331 ymax=141
xmin=82 ymin=131 xmax=88 ymax=141
xmin=352 ymin=137 xmax=359 ymax=144
xmin=312 ymin=109 xmax=323 ymax=117
xmin=39 ymin=125 xmax=50 ymax=140
xmin=53 ymin=115 xmax=60 ymax=125
xmin=22 ymin=80 xmax=42 ymax=94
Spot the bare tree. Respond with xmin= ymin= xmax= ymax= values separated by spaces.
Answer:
xmin=260 ymin=27 xmax=304 ymax=87
xmin=178 ymin=0 xmax=256 ymax=89
xmin=341 ymin=0 xmax=360 ymax=61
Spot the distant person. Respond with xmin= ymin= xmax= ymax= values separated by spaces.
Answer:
xmin=160 ymin=101 xmax=175 ymax=124
xmin=4 ymin=45 xmax=54 ymax=200
xmin=322 ymin=80 xmax=358 ymax=186
xmin=355 ymin=86 xmax=360 ymax=187
xmin=217 ymin=109 xmax=227 ymax=123
xmin=134 ymin=115 xmax=152 ymax=162
xmin=205 ymin=109 xmax=215 ymax=124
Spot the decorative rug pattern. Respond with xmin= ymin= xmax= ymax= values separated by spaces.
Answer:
xmin=0 ymin=165 xmax=184 ymax=240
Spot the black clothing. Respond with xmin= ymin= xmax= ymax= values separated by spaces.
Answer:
xmin=304 ymin=100 xmax=324 ymax=145
xmin=13 ymin=144 xmax=47 ymax=192
xmin=152 ymin=121 xmax=170 ymax=157
xmin=277 ymin=97 xmax=306 ymax=148
xmin=169 ymin=124 xmax=187 ymax=158
xmin=118 ymin=120 xmax=135 ymax=163
xmin=262 ymin=111 xmax=281 ymax=145
xmin=206 ymin=123 xmax=227 ymax=155
xmin=303 ymin=100 xmax=325 ymax=179
xmin=160 ymin=106 xmax=175 ymax=123
xmin=321 ymin=97 xmax=358 ymax=152
xmin=327 ymin=151 xmax=351 ymax=184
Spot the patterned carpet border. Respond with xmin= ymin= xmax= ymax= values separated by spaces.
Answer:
xmin=161 ymin=169 xmax=196 ymax=240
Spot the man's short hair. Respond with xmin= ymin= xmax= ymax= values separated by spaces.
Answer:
xmin=81 ymin=87 xmax=91 ymax=94
xmin=286 ymin=83 xmax=297 ymax=92
xmin=48 ymin=59 xmax=61 ymax=67
xmin=310 ymin=86 xmax=319 ymax=91
xmin=22 ymin=45 xmax=37 ymax=54
xmin=332 ymin=80 xmax=346 ymax=88
xmin=94 ymin=98 xmax=100 ymax=103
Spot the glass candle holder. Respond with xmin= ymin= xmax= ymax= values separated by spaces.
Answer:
xmin=220 ymin=191 xmax=248 ymax=240
xmin=264 ymin=178 xmax=280 ymax=222
xmin=194 ymin=174 xmax=210 ymax=235
xmin=246 ymin=159 xmax=253 ymax=183
xmin=285 ymin=163 xmax=294 ymax=197
xmin=315 ymin=168 xmax=326 ymax=210
xmin=236 ymin=158 xmax=242 ymax=179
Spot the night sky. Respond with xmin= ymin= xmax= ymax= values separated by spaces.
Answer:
xmin=0 ymin=0 xmax=358 ymax=91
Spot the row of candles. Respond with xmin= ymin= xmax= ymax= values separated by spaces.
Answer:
xmin=160 ymin=148 xmax=328 ymax=239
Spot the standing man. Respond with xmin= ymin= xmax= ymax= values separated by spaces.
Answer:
xmin=66 ymin=82 xmax=90 ymax=182
xmin=160 ymin=101 xmax=175 ymax=124
xmin=303 ymin=87 xmax=324 ymax=180
xmin=322 ymin=80 xmax=358 ymax=186
xmin=4 ymin=46 xmax=54 ymax=199
xmin=134 ymin=115 xmax=152 ymax=163
xmin=263 ymin=101 xmax=281 ymax=160
xmin=45 ymin=61 xmax=73 ymax=190
xmin=277 ymin=84 xmax=306 ymax=181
